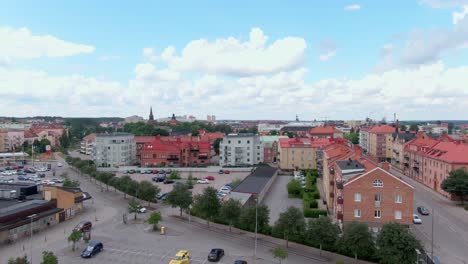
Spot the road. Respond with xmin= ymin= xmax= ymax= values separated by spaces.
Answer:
xmin=391 ymin=169 xmax=468 ymax=264
xmin=0 ymin=154 xmax=362 ymax=264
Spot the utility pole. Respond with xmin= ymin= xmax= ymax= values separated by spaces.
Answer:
xmin=28 ymin=214 xmax=37 ymax=264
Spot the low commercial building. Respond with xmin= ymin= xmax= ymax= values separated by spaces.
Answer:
xmin=219 ymin=134 xmax=263 ymax=166
xmin=93 ymin=132 xmax=136 ymax=167
xmin=43 ymin=186 xmax=91 ymax=221
xmin=230 ymin=166 xmax=278 ymax=206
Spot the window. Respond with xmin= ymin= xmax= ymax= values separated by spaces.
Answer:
xmin=373 ymin=179 xmax=383 ymax=187
xmin=395 ymin=195 xmax=402 ymax=203
xmin=395 ymin=211 xmax=402 ymax=220
xmin=247 ymin=159 xmax=250 ymax=162
xmin=247 ymin=140 xmax=250 ymax=144
xmin=374 ymin=210 xmax=381 ymax=218
xmin=238 ymin=140 xmax=241 ymax=144
xmin=228 ymin=140 xmax=231 ymax=144
xmin=354 ymin=209 xmax=361 ymax=218
xmin=354 ymin=193 xmax=361 ymax=202
xmin=257 ymin=157 xmax=260 ymax=161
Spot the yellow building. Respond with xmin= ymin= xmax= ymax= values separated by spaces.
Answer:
xmin=368 ymin=125 xmax=395 ymax=162
xmin=0 ymin=130 xmax=6 ymax=152
xmin=43 ymin=186 xmax=91 ymax=222
xmin=278 ymin=138 xmax=333 ymax=170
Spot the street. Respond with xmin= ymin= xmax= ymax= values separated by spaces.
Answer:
xmin=0 ymin=154 xmax=362 ymax=264
xmin=391 ymin=169 xmax=468 ymax=264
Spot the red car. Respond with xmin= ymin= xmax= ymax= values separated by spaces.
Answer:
xmin=152 ymin=170 xmax=158 ymax=174
xmin=223 ymin=170 xmax=230 ymax=174
xmin=204 ymin=176 xmax=215 ymax=181
xmin=73 ymin=220 xmax=92 ymax=232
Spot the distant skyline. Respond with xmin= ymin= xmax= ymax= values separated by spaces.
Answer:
xmin=1 ymin=0 xmax=468 ymax=120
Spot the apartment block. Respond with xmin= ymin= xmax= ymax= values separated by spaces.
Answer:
xmin=219 ymin=134 xmax=263 ymax=166
xmin=278 ymin=137 xmax=334 ymax=170
xmin=92 ymin=132 xmax=136 ymax=167
xmin=260 ymin=135 xmax=288 ymax=163
xmin=80 ymin=133 xmax=96 ymax=155
xmin=390 ymin=132 xmax=416 ymax=172
xmin=368 ymin=125 xmax=396 ymax=162
xmin=359 ymin=127 xmax=370 ymax=153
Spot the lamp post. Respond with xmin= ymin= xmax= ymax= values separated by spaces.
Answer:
xmin=28 ymin=214 xmax=37 ymax=264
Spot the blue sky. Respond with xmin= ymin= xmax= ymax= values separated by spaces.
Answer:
xmin=1 ymin=0 xmax=467 ymax=120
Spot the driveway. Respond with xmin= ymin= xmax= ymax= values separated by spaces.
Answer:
xmin=261 ymin=175 xmax=303 ymax=225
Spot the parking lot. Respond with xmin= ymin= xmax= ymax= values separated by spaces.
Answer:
xmin=116 ymin=170 xmax=251 ymax=195
xmin=0 ymin=161 xmax=68 ymax=186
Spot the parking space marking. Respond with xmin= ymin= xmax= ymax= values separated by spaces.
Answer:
xmin=160 ymin=248 xmax=173 ymax=261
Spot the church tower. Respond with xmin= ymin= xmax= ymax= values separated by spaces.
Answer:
xmin=149 ymin=107 xmax=154 ymax=121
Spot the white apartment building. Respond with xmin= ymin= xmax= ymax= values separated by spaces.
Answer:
xmin=80 ymin=133 xmax=96 ymax=155
xmin=359 ymin=128 xmax=370 ymax=153
xmin=219 ymin=133 xmax=263 ymax=166
xmin=92 ymin=133 xmax=136 ymax=167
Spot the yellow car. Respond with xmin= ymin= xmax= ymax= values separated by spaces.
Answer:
xmin=169 ymin=250 xmax=191 ymax=264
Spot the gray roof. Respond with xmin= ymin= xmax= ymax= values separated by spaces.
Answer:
xmin=233 ymin=166 xmax=277 ymax=194
xmin=225 ymin=133 xmax=255 ymax=137
xmin=280 ymin=126 xmax=313 ymax=132
xmin=0 ymin=199 xmax=49 ymax=217
xmin=393 ymin=132 xmax=416 ymax=142
xmin=336 ymin=160 xmax=365 ymax=170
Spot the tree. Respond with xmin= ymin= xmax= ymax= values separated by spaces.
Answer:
xmin=306 ymin=217 xmax=340 ymax=254
xmin=98 ymin=172 xmax=115 ymax=191
xmin=213 ymin=138 xmax=222 ymax=154
xmin=192 ymin=187 xmax=220 ymax=227
xmin=271 ymin=246 xmax=288 ymax=264
xmin=59 ymin=129 xmax=70 ymax=149
xmin=409 ymin=124 xmax=419 ymax=132
xmin=239 ymin=204 xmax=270 ymax=234
xmin=118 ymin=176 xmax=134 ymax=199
xmin=441 ymin=169 xmax=468 ymax=204
xmin=62 ymin=178 xmax=80 ymax=188
xmin=123 ymin=122 xmax=169 ymax=136
xmin=128 ymin=198 xmax=141 ymax=220
xmin=139 ymin=180 xmax=160 ymax=206
xmin=147 ymin=211 xmax=162 ymax=231
xmin=272 ymin=207 xmax=306 ymax=247
xmin=376 ymin=223 xmax=422 ymax=264
xmin=345 ymin=132 xmax=359 ymax=144
xmin=448 ymin=122 xmax=454 ymax=134
xmin=167 ymin=184 xmax=193 ymax=216
xmin=168 ymin=171 xmax=181 ymax=179
xmin=67 ymin=230 xmax=82 ymax=251
xmin=8 ymin=256 xmax=29 ymax=264
xmin=41 ymin=251 xmax=58 ymax=264
xmin=269 ymin=130 xmax=278 ymax=135
xmin=400 ymin=124 xmax=407 ymax=131
xmin=339 ymin=222 xmax=376 ymax=261
xmin=287 ymin=179 xmax=302 ymax=198
xmin=231 ymin=178 xmax=242 ymax=189
xmin=220 ymin=199 xmax=242 ymax=232
xmin=108 ymin=177 xmax=120 ymax=192
xmin=186 ymin=173 xmax=194 ymax=189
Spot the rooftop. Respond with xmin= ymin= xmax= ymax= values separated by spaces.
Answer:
xmin=336 ymin=160 xmax=365 ymax=171
xmin=96 ymin=132 xmax=133 ymax=137
xmin=368 ymin=125 xmax=396 ymax=134
xmin=233 ymin=166 xmax=277 ymax=194
xmin=309 ymin=126 xmax=342 ymax=134
xmin=225 ymin=133 xmax=256 ymax=138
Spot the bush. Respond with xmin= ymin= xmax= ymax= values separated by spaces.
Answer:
xmin=304 ymin=209 xmax=327 ymax=218
xmin=312 ymin=191 xmax=320 ymax=199
xmin=465 ymin=205 xmax=468 ymax=211
xmin=287 ymin=179 xmax=303 ymax=198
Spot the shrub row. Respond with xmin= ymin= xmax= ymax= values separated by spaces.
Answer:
xmin=303 ymin=208 xmax=327 ymax=218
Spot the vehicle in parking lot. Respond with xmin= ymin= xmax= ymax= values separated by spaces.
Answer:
xmin=38 ymin=173 xmax=46 ymax=178
xmin=417 ymin=206 xmax=430 ymax=215
xmin=164 ymin=179 xmax=175 ymax=184
xmin=157 ymin=174 xmax=166 ymax=182
xmin=129 ymin=170 xmax=136 ymax=174
xmin=156 ymin=192 xmax=168 ymax=200
xmin=217 ymin=192 xmax=227 ymax=199
xmin=152 ymin=169 xmax=158 ymax=174
xmin=41 ymin=180 xmax=55 ymax=185
xmin=169 ymin=250 xmax=191 ymax=264
xmin=18 ymin=175 xmax=29 ymax=181
xmin=223 ymin=170 xmax=230 ymax=174
xmin=152 ymin=176 xmax=159 ymax=182
xmin=17 ymin=171 xmax=26 ymax=176
xmin=204 ymin=176 xmax=215 ymax=181
xmin=57 ymin=163 xmax=63 ymax=167
xmin=413 ymin=214 xmax=422 ymax=224
xmin=208 ymin=248 xmax=225 ymax=262
xmin=137 ymin=206 xmax=147 ymax=213
xmin=197 ymin=179 xmax=210 ymax=184
xmin=218 ymin=169 xmax=224 ymax=174
xmin=81 ymin=241 xmax=103 ymax=258
xmin=51 ymin=178 xmax=64 ymax=183
xmin=234 ymin=261 xmax=248 ymax=264
xmin=219 ymin=186 xmax=232 ymax=193
xmin=159 ymin=169 xmax=166 ymax=174
xmin=73 ymin=220 xmax=93 ymax=232
xmin=123 ymin=170 xmax=129 ymax=174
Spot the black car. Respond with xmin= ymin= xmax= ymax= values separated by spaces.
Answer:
xmin=218 ymin=170 xmax=224 ymax=174
xmin=164 ymin=179 xmax=175 ymax=184
xmin=38 ymin=173 xmax=46 ymax=178
xmin=81 ymin=241 xmax=103 ymax=258
xmin=128 ymin=170 xmax=136 ymax=174
xmin=157 ymin=174 xmax=166 ymax=182
xmin=417 ymin=206 xmax=430 ymax=215
xmin=208 ymin=248 xmax=225 ymax=262
xmin=234 ymin=261 xmax=248 ymax=264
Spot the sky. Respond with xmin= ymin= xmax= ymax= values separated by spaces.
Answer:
xmin=1 ymin=0 xmax=468 ymax=121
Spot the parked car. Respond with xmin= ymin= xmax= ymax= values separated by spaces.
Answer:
xmin=57 ymin=163 xmax=63 ymax=167
xmin=129 ymin=170 xmax=136 ymax=174
xmin=18 ymin=175 xmax=29 ymax=181
xmin=217 ymin=192 xmax=227 ymax=199
xmin=223 ymin=170 xmax=230 ymax=174
xmin=38 ymin=173 xmax=46 ymax=178
xmin=156 ymin=192 xmax=168 ymax=200
xmin=73 ymin=220 xmax=93 ymax=232
xmin=218 ymin=170 xmax=224 ymax=174
xmin=152 ymin=177 xmax=159 ymax=182
xmin=204 ymin=176 xmax=215 ymax=181
xmin=51 ymin=178 xmax=64 ymax=183
xmin=41 ymin=180 xmax=55 ymax=185
xmin=137 ymin=206 xmax=147 ymax=213
xmin=169 ymin=250 xmax=191 ymax=264
xmin=413 ymin=214 xmax=422 ymax=224
xmin=234 ymin=261 xmax=248 ymax=264
xmin=166 ymin=169 xmax=172 ymax=173
xmin=17 ymin=171 xmax=26 ymax=176
xmin=197 ymin=179 xmax=210 ymax=184
xmin=220 ymin=186 xmax=232 ymax=192
xmin=164 ymin=179 xmax=175 ymax=184
xmin=81 ymin=241 xmax=103 ymax=258
xmin=157 ymin=174 xmax=166 ymax=182
xmin=417 ymin=206 xmax=430 ymax=215
xmin=152 ymin=169 xmax=158 ymax=174
xmin=208 ymin=248 xmax=225 ymax=262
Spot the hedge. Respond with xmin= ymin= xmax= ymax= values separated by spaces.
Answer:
xmin=304 ymin=209 xmax=328 ymax=218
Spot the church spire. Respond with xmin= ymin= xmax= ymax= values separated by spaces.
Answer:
xmin=149 ymin=107 xmax=154 ymax=121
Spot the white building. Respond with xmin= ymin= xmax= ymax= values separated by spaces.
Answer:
xmin=80 ymin=133 xmax=96 ymax=155
xmin=257 ymin=122 xmax=287 ymax=133
xmin=219 ymin=133 xmax=263 ymax=166
xmin=124 ymin=115 xmax=144 ymax=123
xmin=359 ymin=128 xmax=370 ymax=153
xmin=92 ymin=133 xmax=136 ymax=167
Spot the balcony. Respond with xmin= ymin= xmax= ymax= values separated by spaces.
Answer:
xmin=336 ymin=181 xmax=344 ymax=189
xmin=330 ymin=168 xmax=335 ymax=175
xmin=404 ymin=155 xmax=409 ymax=160
xmin=329 ymin=180 xmax=334 ymax=186
xmin=337 ymin=196 xmax=343 ymax=204
xmin=167 ymin=155 xmax=179 ymax=161
xmin=375 ymin=201 xmax=381 ymax=207
xmin=198 ymin=155 xmax=208 ymax=160
xmin=337 ymin=211 xmax=343 ymax=221
xmin=329 ymin=192 xmax=335 ymax=198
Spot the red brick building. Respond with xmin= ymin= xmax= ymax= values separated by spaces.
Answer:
xmin=336 ymin=166 xmax=414 ymax=230
xmin=141 ymin=136 xmax=211 ymax=167
xmin=309 ymin=126 xmax=344 ymax=139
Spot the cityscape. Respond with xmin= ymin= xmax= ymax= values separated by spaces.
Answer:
xmin=1 ymin=1 xmax=468 ymax=264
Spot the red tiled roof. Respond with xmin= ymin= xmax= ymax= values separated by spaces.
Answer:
xmin=83 ymin=133 xmax=96 ymax=141
xmin=279 ymin=137 xmax=335 ymax=148
xmin=24 ymin=130 xmax=38 ymax=138
xmin=425 ymin=141 xmax=468 ymax=163
xmin=368 ymin=125 xmax=396 ymax=134
xmin=309 ymin=126 xmax=342 ymax=135
xmin=144 ymin=138 xmax=179 ymax=152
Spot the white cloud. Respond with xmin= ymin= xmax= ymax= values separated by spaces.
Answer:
xmin=344 ymin=4 xmax=361 ymax=11
xmin=318 ymin=39 xmax=337 ymax=61
xmin=319 ymin=51 xmax=336 ymax=61
xmin=419 ymin=0 xmax=468 ymax=8
xmin=143 ymin=47 xmax=158 ymax=61
xmin=160 ymin=27 xmax=306 ymax=76
xmin=453 ymin=5 xmax=468 ymax=24
xmin=0 ymin=26 xmax=94 ymax=64
xmin=98 ymin=55 xmax=121 ymax=61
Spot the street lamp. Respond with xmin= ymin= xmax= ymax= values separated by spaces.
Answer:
xmin=28 ymin=214 xmax=37 ymax=264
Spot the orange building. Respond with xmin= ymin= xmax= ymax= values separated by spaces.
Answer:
xmin=368 ymin=125 xmax=396 ymax=162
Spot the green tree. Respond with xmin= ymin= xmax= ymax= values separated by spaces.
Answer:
xmin=98 ymin=172 xmax=115 ymax=191
xmin=8 ymin=256 xmax=29 ymax=264
xmin=287 ymin=179 xmax=302 ymax=198
xmin=168 ymin=171 xmax=181 ymax=179
xmin=273 ymin=207 xmax=306 ymax=247
xmin=192 ymin=187 xmax=220 ymax=227
xmin=40 ymin=251 xmax=58 ymax=264
xmin=167 ymin=184 xmax=193 ymax=216
xmin=409 ymin=124 xmax=419 ymax=132
xmin=123 ymin=122 xmax=169 ymax=136
xmin=441 ymin=169 xmax=468 ymax=204
xmin=139 ymin=180 xmax=160 ymax=206
xmin=376 ymin=223 xmax=422 ymax=264
xmin=108 ymin=177 xmax=120 ymax=192
xmin=118 ymin=176 xmax=134 ymax=199
xmin=67 ymin=230 xmax=82 ymax=251
xmin=128 ymin=198 xmax=141 ymax=220
xmin=186 ymin=173 xmax=194 ymax=189
xmin=59 ymin=129 xmax=70 ymax=149
xmin=448 ymin=122 xmax=454 ymax=134
xmin=306 ymin=217 xmax=340 ymax=254
xmin=213 ymin=138 xmax=222 ymax=154
xmin=239 ymin=204 xmax=270 ymax=234
xmin=400 ymin=124 xmax=407 ymax=131
xmin=231 ymin=178 xmax=242 ymax=189
xmin=269 ymin=130 xmax=278 ymax=135
xmin=345 ymin=132 xmax=359 ymax=144
xmin=147 ymin=211 xmax=162 ymax=231
xmin=220 ymin=198 xmax=242 ymax=232
xmin=271 ymin=246 xmax=288 ymax=264
xmin=62 ymin=178 xmax=80 ymax=188
xmin=339 ymin=222 xmax=376 ymax=261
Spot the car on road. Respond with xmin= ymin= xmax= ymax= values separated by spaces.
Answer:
xmin=413 ymin=214 xmax=422 ymax=224
xmin=41 ymin=180 xmax=55 ymax=185
xmin=197 ymin=179 xmax=210 ymax=184
xmin=218 ymin=170 xmax=224 ymax=174
xmin=73 ymin=220 xmax=93 ymax=232
xmin=156 ymin=192 xmax=168 ymax=200
xmin=208 ymin=248 xmax=225 ymax=262
xmin=51 ymin=178 xmax=64 ymax=183
xmin=223 ymin=170 xmax=230 ymax=174
xmin=81 ymin=241 xmax=103 ymax=258
xmin=417 ymin=206 xmax=430 ymax=215
xmin=234 ymin=261 xmax=248 ymax=264
xmin=204 ymin=176 xmax=215 ymax=181
xmin=169 ymin=250 xmax=191 ymax=264
xmin=164 ymin=179 xmax=175 ymax=184
xmin=57 ymin=163 xmax=63 ymax=167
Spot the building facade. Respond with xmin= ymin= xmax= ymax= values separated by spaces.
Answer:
xmin=92 ymin=133 xmax=136 ymax=167
xmin=260 ymin=135 xmax=288 ymax=163
xmin=80 ymin=133 xmax=96 ymax=155
xmin=368 ymin=125 xmax=396 ymax=162
xmin=278 ymin=138 xmax=334 ymax=170
xmin=219 ymin=134 xmax=263 ymax=166
xmin=359 ymin=127 xmax=370 ymax=153
xmin=389 ymin=132 xmax=416 ymax=173
xmin=309 ymin=126 xmax=344 ymax=139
